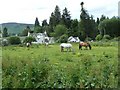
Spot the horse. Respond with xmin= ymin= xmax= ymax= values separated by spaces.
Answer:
xmin=45 ymin=37 xmax=49 ymax=46
xmin=79 ymin=41 xmax=91 ymax=50
xmin=60 ymin=43 xmax=72 ymax=52
xmin=26 ymin=42 xmax=31 ymax=48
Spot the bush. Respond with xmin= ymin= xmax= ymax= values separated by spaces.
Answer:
xmin=8 ymin=36 xmax=21 ymax=45
xmin=103 ymin=35 xmax=111 ymax=40
xmin=95 ymin=34 xmax=103 ymax=41
xmin=54 ymin=24 xmax=67 ymax=38
xmin=85 ymin=37 xmax=92 ymax=41
xmin=57 ymin=34 xmax=68 ymax=43
xmin=23 ymin=36 xmax=36 ymax=43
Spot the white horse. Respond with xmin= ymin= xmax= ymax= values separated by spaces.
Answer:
xmin=60 ymin=43 xmax=72 ymax=52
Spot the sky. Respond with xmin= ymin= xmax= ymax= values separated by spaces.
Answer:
xmin=0 ymin=0 xmax=119 ymax=24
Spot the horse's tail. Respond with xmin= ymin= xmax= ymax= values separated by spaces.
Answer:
xmin=88 ymin=43 xmax=91 ymax=50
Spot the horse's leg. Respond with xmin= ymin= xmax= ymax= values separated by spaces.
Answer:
xmin=88 ymin=44 xmax=91 ymax=50
xmin=79 ymin=44 xmax=82 ymax=50
xmin=61 ymin=46 xmax=63 ymax=52
xmin=70 ymin=47 xmax=71 ymax=52
xmin=67 ymin=47 xmax=69 ymax=52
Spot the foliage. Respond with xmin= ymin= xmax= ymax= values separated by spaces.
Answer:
xmin=85 ymin=37 xmax=92 ymax=41
xmin=34 ymin=17 xmax=42 ymax=33
xmin=54 ymin=24 xmax=67 ymax=39
xmin=103 ymin=35 xmax=111 ymax=40
xmin=95 ymin=34 xmax=103 ymax=41
xmin=79 ymin=3 xmax=97 ymax=40
xmin=2 ymin=27 xmax=8 ymax=37
xmin=23 ymin=36 xmax=36 ymax=43
xmin=57 ymin=34 xmax=68 ymax=43
xmin=35 ymin=17 xmax=40 ymax=26
xmin=68 ymin=19 xmax=79 ymax=37
xmin=21 ymin=26 xmax=31 ymax=36
xmin=61 ymin=7 xmax=71 ymax=29
xmin=42 ymin=19 xmax=48 ymax=27
xmin=98 ymin=17 xmax=120 ymax=37
xmin=54 ymin=5 xmax=61 ymax=25
xmin=8 ymin=36 xmax=21 ymax=45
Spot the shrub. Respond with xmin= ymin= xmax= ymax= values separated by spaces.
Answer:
xmin=85 ymin=37 xmax=92 ymax=41
xmin=8 ymin=36 xmax=21 ymax=45
xmin=23 ymin=36 xmax=36 ymax=43
xmin=54 ymin=24 xmax=67 ymax=38
xmin=95 ymin=34 xmax=103 ymax=41
xmin=58 ymin=34 xmax=68 ymax=43
xmin=103 ymin=35 xmax=111 ymax=40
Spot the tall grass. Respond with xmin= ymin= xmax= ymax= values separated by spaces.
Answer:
xmin=2 ymin=42 xmax=118 ymax=88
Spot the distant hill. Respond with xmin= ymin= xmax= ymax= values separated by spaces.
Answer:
xmin=0 ymin=22 xmax=34 ymax=34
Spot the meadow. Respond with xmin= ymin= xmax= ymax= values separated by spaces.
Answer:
xmin=2 ymin=41 xmax=118 ymax=88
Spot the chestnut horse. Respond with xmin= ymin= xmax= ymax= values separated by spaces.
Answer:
xmin=79 ymin=42 xmax=91 ymax=50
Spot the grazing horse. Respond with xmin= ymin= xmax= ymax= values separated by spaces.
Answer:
xmin=79 ymin=41 xmax=91 ymax=50
xmin=45 ymin=37 xmax=49 ymax=46
xmin=26 ymin=42 xmax=31 ymax=47
xmin=60 ymin=43 xmax=72 ymax=52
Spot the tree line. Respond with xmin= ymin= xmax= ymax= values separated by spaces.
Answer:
xmin=2 ymin=2 xmax=120 ymax=42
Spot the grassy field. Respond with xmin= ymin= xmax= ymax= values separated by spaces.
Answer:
xmin=2 ymin=41 xmax=118 ymax=88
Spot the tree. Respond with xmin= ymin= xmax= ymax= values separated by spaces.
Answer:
xmin=54 ymin=5 xmax=61 ymax=25
xmin=79 ymin=2 xmax=97 ymax=40
xmin=8 ymin=36 xmax=21 ymax=45
xmin=98 ymin=17 xmax=120 ymax=37
xmin=34 ymin=17 xmax=42 ymax=33
xmin=54 ymin=24 xmax=67 ymax=39
xmin=49 ymin=12 xmax=55 ymax=35
xmin=80 ymin=2 xmax=89 ymax=20
xmin=61 ymin=7 xmax=71 ymax=29
xmin=48 ymin=5 xmax=61 ymax=36
xmin=35 ymin=17 xmax=40 ymax=26
xmin=68 ymin=19 xmax=79 ymax=37
xmin=58 ymin=34 xmax=68 ymax=43
xmin=42 ymin=19 xmax=48 ymax=27
xmin=42 ymin=19 xmax=48 ymax=34
xmin=96 ymin=17 xmax=100 ymax=25
xmin=2 ymin=27 xmax=8 ymax=37
xmin=95 ymin=34 xmax=103 ymax=41
xmin=22 ymin=26 xmax=31 ymax=36
xmin=100 ymin=15 xmax=106 ymax=22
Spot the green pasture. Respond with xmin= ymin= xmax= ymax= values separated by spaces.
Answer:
xmin=2 ymin=41 xmax=118 ymax=88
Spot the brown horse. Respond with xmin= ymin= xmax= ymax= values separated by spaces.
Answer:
xmin=79 ymin=42 xmax=91 ymax=50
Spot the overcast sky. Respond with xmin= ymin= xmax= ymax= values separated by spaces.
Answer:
xmin=0 ymin=0 xmax=119 ymax=24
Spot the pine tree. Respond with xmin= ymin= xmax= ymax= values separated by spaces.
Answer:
xmin=79 ymin=2 xmax=97 ymax=40
xmin=35 ymin=17 xmax=40 ymax=26
xmin=61 ymin=7 xmax=71 ymax=29
xmin=54 ymin=5 xmax=61 ymax=26
xmin=34 ymin=17 xmax=42 ymax=33
xmin=2 ymin=27 xmax=8 ymax=37
xmin=22 ymin=26 xmax=31 ymax=36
